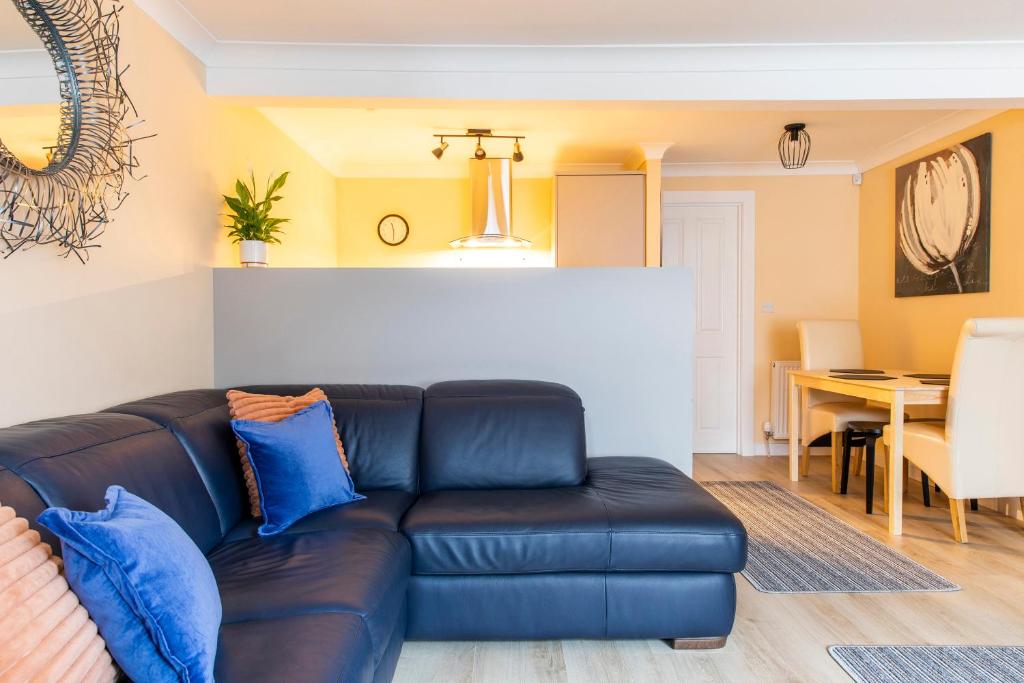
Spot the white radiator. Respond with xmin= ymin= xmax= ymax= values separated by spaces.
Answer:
xmin=770 ymin=360 xmax=801 ymax=438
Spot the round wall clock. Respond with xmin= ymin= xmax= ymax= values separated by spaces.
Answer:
xmin=377 ymin=214 xmax=409 ymax=246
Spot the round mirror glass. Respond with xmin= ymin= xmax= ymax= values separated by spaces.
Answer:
xmin=0 ymin=1 xmax=65 ymax=172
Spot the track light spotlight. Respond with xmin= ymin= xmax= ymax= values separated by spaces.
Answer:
xmin=432 ymin=139 xmax=448 ymax=160
xmin=431 ymin=129 xmax=525 ymax=161
xmin=512 ymin=139 xmax=524 ymax=163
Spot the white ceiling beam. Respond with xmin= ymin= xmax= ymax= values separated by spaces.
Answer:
xmin=200 ymin=42 xmax=1024 ymax=102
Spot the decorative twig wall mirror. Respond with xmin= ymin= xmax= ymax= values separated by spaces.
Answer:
xmin=0 ymin=0 xmax=145 ymax=262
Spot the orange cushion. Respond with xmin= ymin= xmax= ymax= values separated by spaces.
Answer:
xmin=0 ymin=505 xmax=118 ymax=682
xmin=226 ymin=388 xmax=351 ymax=518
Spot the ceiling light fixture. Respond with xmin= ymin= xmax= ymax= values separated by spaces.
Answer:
xmin=432 ymin=138 xmax=448 ymax=159
xmin=430 ymin=129 xmax=525 ymax=162
xmin=778 ymin=123 xmax=811 ymax=169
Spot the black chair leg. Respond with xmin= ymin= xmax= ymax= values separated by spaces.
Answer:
xmin=971 ymin=499 xmax=979 ymax=511
xmin=922 ymin=473 xmax=931 ymax=507
xmin=864 ymin=438 xmax=876 ymax=514
xmin=840 ymin=429 xmax=853 ymax=495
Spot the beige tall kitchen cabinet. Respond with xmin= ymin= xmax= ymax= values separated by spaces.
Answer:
xmin=555 ymin=172 xmax=646 ymax=267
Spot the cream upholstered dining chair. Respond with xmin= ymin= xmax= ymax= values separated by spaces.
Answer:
xmin=884 ymin=318 xmax=1024 ymax=543
xmin=797 ymin=320 xmax=889 ymax=488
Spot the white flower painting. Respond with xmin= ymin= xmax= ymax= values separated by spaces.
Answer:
xmin=895 ymin=133 xmax=991 ymax=297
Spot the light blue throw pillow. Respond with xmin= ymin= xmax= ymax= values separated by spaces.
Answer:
xmin=231 ymin=399 xmax=365 ymax=536
xmin=37 ymin=486 xmax=221 ymax=683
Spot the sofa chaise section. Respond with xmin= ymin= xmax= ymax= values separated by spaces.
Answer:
xmin=402 ymin=380 xmax=746 ymax=646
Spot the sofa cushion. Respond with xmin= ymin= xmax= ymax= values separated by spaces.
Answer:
xmin=103 ymin=389 xmax=247 ymax=540
xmin=208 ymin=528 xmax=410 ymax=666
xmin=221 ymin=490 xmax=416 ymax=543
xmin=0 ymin=414 xmax=223 ymax=554
xmin=402 ymin=488 xmax=609 ymax=575
xmin=0 ymin=503 xmax=118 ymax=683
xmin=420 ymin=380 xmax=587 ymax=492
xmin=237 ymin=385 xmax=423 ymax=493
xmin=0 ymin=467 xmax=54 ymax=549
xmin=38 ymin=486 xmax=221 ymax=683
xmin=587 ymin=457 xmax=747 ymax=572
xmin=402 ymin=456 xmax=746 ymax=575
xmin=215 ymin=614 xmax=374 ymax=683
xmin=104 ymin=390 xmax=247 ymax=538
xmin=231 ymin=401 xmax=364 ymax=536
xmin=227 ymin=389 xmax=351 ymax=518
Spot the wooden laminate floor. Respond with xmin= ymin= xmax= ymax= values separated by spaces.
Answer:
xmin=392 ymin=454 xmax=1024 ymax=683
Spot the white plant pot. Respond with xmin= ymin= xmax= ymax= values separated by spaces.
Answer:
xmin=239 ymin=240 xmax=268 ymax=268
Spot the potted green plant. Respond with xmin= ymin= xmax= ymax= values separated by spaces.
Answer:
xmin=224 ymin=171 xmax=289 ymax=267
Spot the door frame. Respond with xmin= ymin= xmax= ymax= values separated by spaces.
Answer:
xmin=662 ymin=191 xmax=756 ymax=456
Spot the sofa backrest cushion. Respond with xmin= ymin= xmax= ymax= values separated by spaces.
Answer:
xmin=236 ymin=385 xmax=423 ymax=493
xmin=0 ymin=414 xmax=223 ymax=554
xmin=0 ymin=465 xmax=55 ymax=549
xmin=420 ymin=380 xmax=587 ymax=492
xmin=104 ymin=390 xmax=245 ymax=536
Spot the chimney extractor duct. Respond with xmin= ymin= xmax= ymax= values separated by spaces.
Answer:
xmin=449 ymin=158 xmax=532 ymax=249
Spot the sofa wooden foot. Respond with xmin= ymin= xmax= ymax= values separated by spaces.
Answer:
xmin=667 ymin=636 xmax=727 ymax=650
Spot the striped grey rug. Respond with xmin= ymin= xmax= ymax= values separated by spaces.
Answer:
xmin=830 ymin=646 xmax=1024 ymax=683
xmin=703 ymin=481 xmax=958 ymax=593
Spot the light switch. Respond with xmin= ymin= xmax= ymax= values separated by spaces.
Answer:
xmin=761 ymin=302 xmax=775 ymax=314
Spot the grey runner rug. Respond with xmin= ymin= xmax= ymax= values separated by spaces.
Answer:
xmin=702 ymin=481 xmax=958 ymax=593
xmin=829 ymin=645 xmax=1024 ymax=683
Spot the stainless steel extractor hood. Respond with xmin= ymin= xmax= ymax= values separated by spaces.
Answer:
xmin=449 ymin=158 xmax=532 ymax=249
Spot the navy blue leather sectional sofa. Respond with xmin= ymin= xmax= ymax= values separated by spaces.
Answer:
xmin=0 ymin=380 xmax=746 ymax=682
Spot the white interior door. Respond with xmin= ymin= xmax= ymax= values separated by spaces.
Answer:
xmin=663 ymin=203 xmax=740 ymax=454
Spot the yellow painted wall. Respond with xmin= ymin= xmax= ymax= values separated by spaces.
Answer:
xmin=662 ymin=176 xmax=861 ymax=450
xmin=858 ymin=110 xmax=1024 ymax=374
xmin=211 ymin=108 xmax=338 ymax=267
xmin=336 ymin=177 xmax=553 ymax=267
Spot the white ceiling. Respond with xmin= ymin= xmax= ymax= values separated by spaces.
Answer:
xmin=177 ymin=0 xmax=1024 ymax=45
xmin=257 ymin=102 xmax=980 ymax=177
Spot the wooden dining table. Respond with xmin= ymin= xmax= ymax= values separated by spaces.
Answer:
xmin=787 ymin=369 xmax=949 ymax=535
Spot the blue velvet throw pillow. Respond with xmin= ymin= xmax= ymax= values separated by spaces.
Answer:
xmin=37 ymin=486 xmax=221 ymax=683
xmin=231 ymin=400 xmax=364 ymax=536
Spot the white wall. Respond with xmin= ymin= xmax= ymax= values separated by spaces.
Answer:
xmin=0 ymin=6 xmax=218 ymax=427
xmin=3 ymin=271 xmax=212 ymax=425
xmin=214 ymin=268 xmax=696 ymax=473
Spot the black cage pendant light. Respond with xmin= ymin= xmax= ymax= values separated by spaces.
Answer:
xmin=778 ymin=123 xmax=810 ymax=169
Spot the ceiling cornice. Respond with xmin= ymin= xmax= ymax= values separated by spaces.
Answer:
xmin=133 ymin=0 xmax=217 ymax=62
xmin=662 ymin=160 xmax=860 ymax=177
xmin=856 ymin=108 xmax=1003 ymax=171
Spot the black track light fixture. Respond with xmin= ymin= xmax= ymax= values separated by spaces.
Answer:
xmin=512 ymin=139 xmax=524 ymax=163
xmin=431 ymin=129 xmax=526 ymax=161
xmin=432 ymin=138 xmax=448 ymax=160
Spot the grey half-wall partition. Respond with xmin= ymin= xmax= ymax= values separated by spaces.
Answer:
xmin=213 ymin=267 xmax=695 ymax=473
